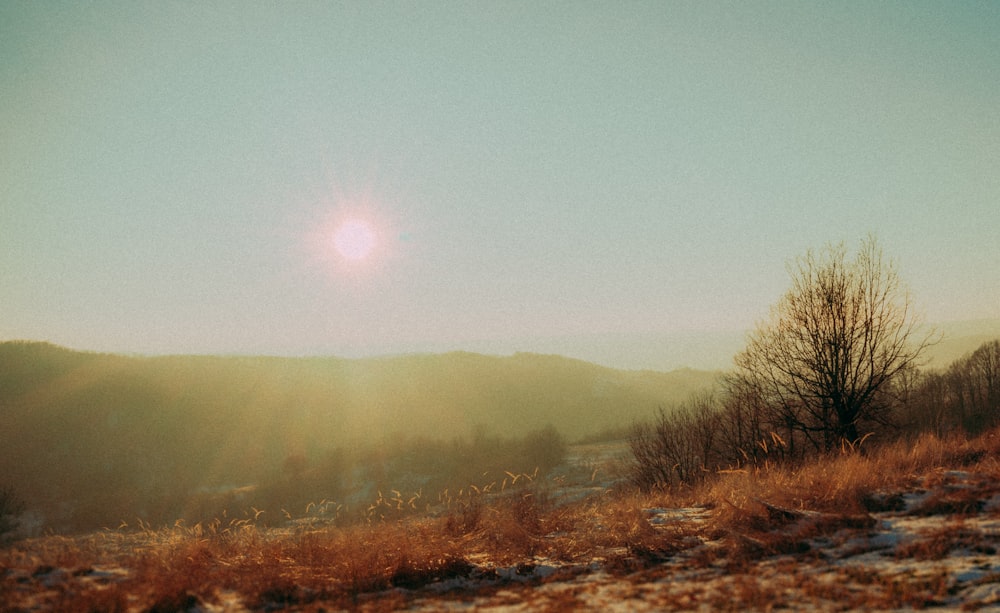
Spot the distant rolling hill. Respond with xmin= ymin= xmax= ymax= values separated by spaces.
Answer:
xmin=0 ymin=341 xmax=719 ymax=531
xmin=376 ymin=320 xmax=1000 ymax=373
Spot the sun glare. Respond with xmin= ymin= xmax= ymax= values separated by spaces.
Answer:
xmin=332 ymin=219 xmax=377 ymax=261
xmin=303 ymin=180 xmax=406 ymax=277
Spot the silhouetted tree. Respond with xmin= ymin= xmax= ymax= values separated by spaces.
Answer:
xmin=717 ymin=374 xmax=779 ymax=465
xmin=732 ymin=236 xmax=933 ymax=451
xmin=0 ymin=484 xmax=24 ymax=542
xmin=904 ymin=339 xmax=1000 ymax=435
xmin=520 ymin=424 xmax=567 ymax=473
xmin=954 ymin=339 xmax=1000 ymax=432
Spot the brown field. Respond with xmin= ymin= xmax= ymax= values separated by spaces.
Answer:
xmin=4 ymin=430 xmax=1000 ymax=611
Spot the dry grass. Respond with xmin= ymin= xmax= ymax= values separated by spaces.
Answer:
xmin=3 ymin=428 xmax=1000 ymax=611
xmin=699 ymin=430 xmax=997 ymax=518
xmin=0 ymin=479 xmax=586 ymax=610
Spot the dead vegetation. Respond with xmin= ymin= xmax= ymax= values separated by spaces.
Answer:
xmin=3 ymin=427 xmax=1000 ymax=610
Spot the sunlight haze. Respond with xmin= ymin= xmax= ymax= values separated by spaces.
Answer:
xmin=2 ymin=1 xmax=998 ymax=367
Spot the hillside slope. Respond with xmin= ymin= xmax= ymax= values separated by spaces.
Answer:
xmin=0 ymin=342 xmax=717 ymax=531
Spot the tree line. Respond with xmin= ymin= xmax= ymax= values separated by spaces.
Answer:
xmin=630 ymin=236 xmax=998 ymax=490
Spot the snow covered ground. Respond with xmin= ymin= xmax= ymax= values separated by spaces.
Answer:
xmin=397 ymin=469 xmax=1000 ymax=611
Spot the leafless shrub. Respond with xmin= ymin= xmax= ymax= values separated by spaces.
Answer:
xmin=627 ymin=393 xmax=723 ymax=491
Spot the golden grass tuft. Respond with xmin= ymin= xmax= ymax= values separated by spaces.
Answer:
xmin=691 ymin=429 xmax=997 ymax=520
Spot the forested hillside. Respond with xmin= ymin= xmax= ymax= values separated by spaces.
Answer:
xmin=0 ymin=342 xmax=717 ymax=532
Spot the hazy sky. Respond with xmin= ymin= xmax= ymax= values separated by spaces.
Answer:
xmin=2 ymin=1 xmax=998 ymax=366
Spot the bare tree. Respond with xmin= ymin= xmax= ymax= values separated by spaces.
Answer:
xmin=964 ymin=339 xmax=1000 ymax=427
xmin=718 ymin=373 xmax=780 ymax=465
xmin=733 ymin=236 xmax=933 ymax=451
xmin=0 ymin=484 xmax=24 ymax=543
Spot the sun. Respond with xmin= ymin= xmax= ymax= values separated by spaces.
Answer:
xmin=332 ymin=218 xmax=377 ymax=261
xmin=301 ymin=180 xmax=405 ymax=277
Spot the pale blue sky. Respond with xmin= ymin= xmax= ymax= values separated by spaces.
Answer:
xmin=2 ymin=1 xmax=998 ymax=366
